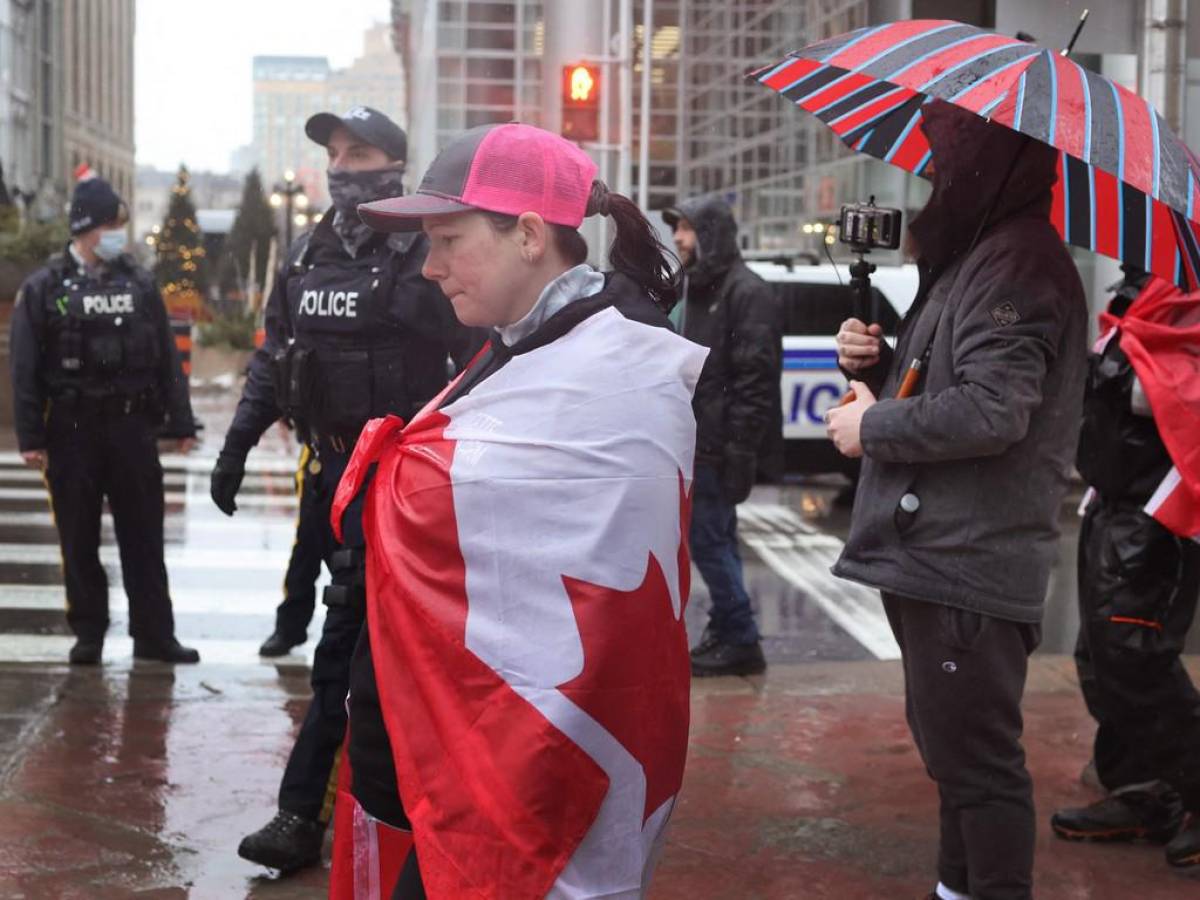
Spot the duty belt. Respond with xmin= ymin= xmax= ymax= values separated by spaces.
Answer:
xmin=313 ymin=428 xmax=362 ymax=457
xmin=51 ymin=391 xmax=154 ymax=417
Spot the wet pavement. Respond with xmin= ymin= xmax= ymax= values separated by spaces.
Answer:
xmin=0 ymin=388 xmax=1196 ymax=897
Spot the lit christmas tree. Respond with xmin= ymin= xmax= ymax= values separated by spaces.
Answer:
xmin=155 ymin=164 xmax=209 ymax=319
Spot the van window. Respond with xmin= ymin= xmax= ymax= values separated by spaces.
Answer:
xmin=772 ymin=282 xmax=901 ymax=337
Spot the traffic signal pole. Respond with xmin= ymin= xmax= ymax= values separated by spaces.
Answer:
xmin=638 ymin=0 xmax=653 ymax=211
xmin=618 ymin=0 xmax=633 ymax=199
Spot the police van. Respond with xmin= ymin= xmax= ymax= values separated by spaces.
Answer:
xmin=746 ymin=260 xmax=920 ymax=475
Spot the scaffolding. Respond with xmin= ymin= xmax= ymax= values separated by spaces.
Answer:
xmin=677 ymin=0 xmax=886 ymax=252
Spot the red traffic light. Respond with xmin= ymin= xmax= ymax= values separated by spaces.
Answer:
xmin=563 ymin=64 xmax=600 ymax=106
xmin=562 ymin=64 xmax=600 ymax=142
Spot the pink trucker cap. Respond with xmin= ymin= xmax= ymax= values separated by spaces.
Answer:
xmin=358 ymin=123 xmax=599 ymax=232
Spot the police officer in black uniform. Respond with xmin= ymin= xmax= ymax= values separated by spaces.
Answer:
xmin=211 ymin=107 xmax=481 ymax=873
xmin=9 ymin=173 xmax=200 ymax=666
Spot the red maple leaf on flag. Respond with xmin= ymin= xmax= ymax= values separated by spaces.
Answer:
xmin=558 ymin=474 xmax=693 ymax=823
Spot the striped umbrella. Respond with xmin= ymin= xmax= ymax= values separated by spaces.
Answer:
xmin=752 ymin=19 xmax=1200 ymax=289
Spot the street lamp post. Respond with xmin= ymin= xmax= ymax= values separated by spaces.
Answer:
xmin=270 ymin=170 xmax=308 ymax=249
xmin=293 ymin=208 xmax=321 ymax=235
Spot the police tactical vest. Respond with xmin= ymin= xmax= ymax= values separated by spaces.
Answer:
xmin=278 ymin=242 xmax=413 ymax=437
xmin=44 ymin=267 xmax=161 ymax=396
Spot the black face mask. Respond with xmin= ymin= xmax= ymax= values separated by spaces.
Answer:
xmin=326 ymin=167 xmax=406 ymax=257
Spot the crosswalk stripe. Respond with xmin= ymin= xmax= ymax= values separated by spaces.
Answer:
xmin=0 ymin=512 xmax=300 ymax=545
xmin=0 ymin=487 xmax=298 ymax=507
xmin=738 ymin=502 xmax=900 ymax=660
xmin=0 ymin=452 xmax=300 ymax=475
xmin=0 ymin=542 xmax=294 ymax=570
xmin=0 ymin=634 xmax=317 ymax=667
xmin=0 ymin=468 xmax=295 ymax=491
xmin=0 ymin=584 xmax=328 ymax=615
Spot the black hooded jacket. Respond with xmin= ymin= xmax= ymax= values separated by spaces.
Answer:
xmin=671 ymin=196 xmax=784 ymax=481
xmin=832 ymin=100 xmax=1088 ymax=622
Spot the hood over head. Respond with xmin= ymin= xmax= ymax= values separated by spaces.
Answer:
xmin=663 ymin=195 xmax=741 ymax=288
xmin=909 ymin=99 xmax=1058 ymax=274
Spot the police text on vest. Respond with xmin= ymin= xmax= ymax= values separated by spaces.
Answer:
xmin=299 ymin=290 xmax=359 ymax=318
xmin=82 ymin=293 xmax=134 ymax=315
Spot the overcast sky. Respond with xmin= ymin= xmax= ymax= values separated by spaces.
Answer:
xmin=134 ymin=0 xmax=392 ymax=173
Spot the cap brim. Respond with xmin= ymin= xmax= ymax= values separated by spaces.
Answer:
xmin=357 ymin=194 xmax=478 ymax=232
xmin=661 ymin=207 xmax=683 ymax=227
xmin=305 ymin=112 xmax=346 ymax=147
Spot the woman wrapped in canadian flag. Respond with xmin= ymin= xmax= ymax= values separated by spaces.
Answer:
xmin=327 ymin=123 xmax=708 ymax=899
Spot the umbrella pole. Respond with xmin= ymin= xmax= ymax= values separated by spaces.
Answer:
xmin=1061 ymin=8 xmax=1091 ymax=58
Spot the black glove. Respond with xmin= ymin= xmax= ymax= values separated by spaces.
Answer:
xmin=210 ymin=450 xmax=246 ymax=516
xmin=720 ymin=446 xmax=757 ymax=506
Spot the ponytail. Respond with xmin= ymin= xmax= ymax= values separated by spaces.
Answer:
xmin=483 ymin=180 xmax=681 ymax=311
xmin=585 ymin=181 xmax=679 ymax=311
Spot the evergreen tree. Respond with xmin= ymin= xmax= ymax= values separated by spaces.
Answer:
xmin=155 ymin=164 xmax=209 ymax=317
xmin=225 ymin=168 xmax=276 ymax=303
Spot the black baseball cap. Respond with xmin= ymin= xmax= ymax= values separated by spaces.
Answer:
xmin=305 ymin=105 xmax=407 ymax=163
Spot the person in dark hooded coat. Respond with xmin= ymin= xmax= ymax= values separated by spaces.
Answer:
xmin=826 ymin=99 xmax=1088 ymax=900
xmin=1050 ymin=267 xmax=1200 ymax=867
xmin=662 ymin=197 xmax=783 ymax=677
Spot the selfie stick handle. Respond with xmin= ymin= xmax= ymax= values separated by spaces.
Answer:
xmin=837 ymin=247 xmax=876 ymax=407
xmin=848 ymin=248 xmax=876 ymax=325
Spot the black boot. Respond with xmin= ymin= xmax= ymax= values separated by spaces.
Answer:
xmin=1051 ymin=781 xmax=1184 ymax=844
xmin=133 ymin=637 xmax=200 ymax=664
xmin=1166 ymin=818 xmax=1200 ymax=868
xmin=259 ymin=631 xmax=305 ymax=657
xmin=68 ymin=640 xmax=103 ymax=665
xmin=237 ymin=810 xmax=326 ymax=872
xmin=691 ymin=639 xmax=766 ymax=677
xmin=689 ymin=626 xmax=720 ymax=659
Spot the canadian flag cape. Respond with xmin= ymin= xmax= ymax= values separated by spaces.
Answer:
xmin=332 ymin=302 xmax=708 ymax=899
xmin=1097 ymin=276 xmax=1200 ymax=539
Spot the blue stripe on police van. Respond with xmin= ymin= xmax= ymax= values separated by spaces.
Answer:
xmin=783 ymin=350 xmax=840 ymax=370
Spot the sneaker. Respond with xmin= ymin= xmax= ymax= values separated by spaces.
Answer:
xmin=237 ymin=810 xmax=325 ymax=872
xmin=1051 ymin=781 xmax=1184 ymax=844
xmin=68 ymin=640 xmax=103 ymax=665
xmin=132 ymin=637 xmax=200 ymax=664
xmin=258 ymin=631 xmax=305 ymax=657
xmin=691 ymin=639 xmax=766 ymax=678
xmin=1166 ymin=819 xmax=1200 ymax=868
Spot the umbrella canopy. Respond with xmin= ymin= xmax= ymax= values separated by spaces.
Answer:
xmin=753 ymin=19 xmax=1200 ymax=289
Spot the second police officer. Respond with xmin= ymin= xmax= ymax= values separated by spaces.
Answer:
xmin=210 ymin=107 xmax=481 ymax=873
xmin=9 ymin=170 xmax=200 ymax=666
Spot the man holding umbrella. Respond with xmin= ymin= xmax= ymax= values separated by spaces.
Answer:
xmin=828 ymin=100 xmax=1087 ymax=900
xmin=751 ymin=16 xmax=1200 ymax=897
